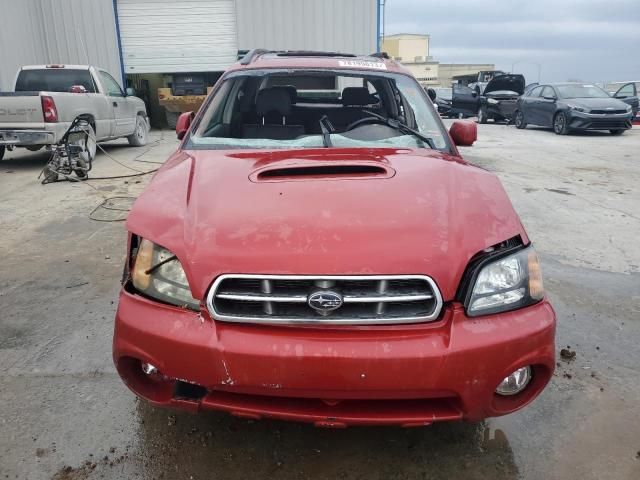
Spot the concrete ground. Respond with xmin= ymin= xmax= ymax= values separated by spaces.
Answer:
xmin=1 ymin=124 xmax=639 ymax=480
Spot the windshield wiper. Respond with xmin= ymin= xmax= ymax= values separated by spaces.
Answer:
xmin=319 ymin=115 xmax=334 ymax=148
xmin=362 ymin=110 xmax=436 ymax=149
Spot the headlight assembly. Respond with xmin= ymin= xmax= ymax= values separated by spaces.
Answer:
xmin=466 ymin=246 xmax=544 ymax=316
xmin=131 ymin=239 xmax=199 ymax=310
xmin=487 ymin=98 xmax=499 ymax=104
xmin=567 ymin=104 xmax=586 ymax=113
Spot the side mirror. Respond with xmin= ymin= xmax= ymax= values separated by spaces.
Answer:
xmin=426 ymin=87 xmax=437 ymax=102
xmin=69 ymin=85 xmax=87 ymax=94
xmin=176 ymin=111 xmax=194 ymax=140
xmin=449 ymin=120 xmax=477 ymax=147
xmin=125 ymin=87 xmax=136 ymax=97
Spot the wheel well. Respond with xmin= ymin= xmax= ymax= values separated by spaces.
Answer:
xmin=76 ymin=114 xmax=95 ymax=132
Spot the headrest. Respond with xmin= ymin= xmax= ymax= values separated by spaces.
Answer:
xmin=342 ymin=87 xmax=376 ymax=106
xmin=277 ymin=85 xmax=297 ymax=104
xmin=256 ymin=87 xmax=292 ymax=117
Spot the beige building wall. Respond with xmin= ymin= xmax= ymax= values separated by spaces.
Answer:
xmin=382 ymin=34 xmax=495 ymax=88
xmin=382 ymin=34 xmax=430 ymax=62
xmin=403 ymin=63 xmax=440 ymax=86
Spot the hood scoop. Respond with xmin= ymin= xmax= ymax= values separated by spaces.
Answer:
xmin=251 ymin=162 xmax=395 ymax=182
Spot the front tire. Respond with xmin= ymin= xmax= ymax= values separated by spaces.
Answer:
xmin=0 ymin=145 xmax=4 ymax=162
xmin=610 ymin=129 xmax=625 ymax=135
xmin=128 ymin=115 xmax=148 ymax=147
xmin=553 ymin=112 xmax=569 ymax=135
xmin=477 ymin=106 xmax=488 ymax=124
xmin=514 ymin=110 xmax=527 ymax=129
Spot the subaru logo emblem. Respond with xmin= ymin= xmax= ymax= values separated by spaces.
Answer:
xmin=308 ymin=291 xmax=343 ymax=314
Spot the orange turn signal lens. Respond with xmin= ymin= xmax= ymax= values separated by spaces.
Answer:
xmin=528 ymin=250 xmax=544 ymax=300
xmin=132 ymin=239 xmax=154 ymax=290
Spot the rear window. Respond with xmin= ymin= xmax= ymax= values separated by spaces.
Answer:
xmin=265 ymin=75 xmax=375 ymax=102
xmin=15 ymin=69 xmax=96 ymax=93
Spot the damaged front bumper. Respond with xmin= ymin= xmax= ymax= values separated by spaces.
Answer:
xmin=486 ymin=99 xmax=519 ymax=120
xmin=113 ymin=290 xmax=556 ymax=427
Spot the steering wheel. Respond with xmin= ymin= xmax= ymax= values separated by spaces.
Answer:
xmin=345 ymin=116 xmax=388 ymax=131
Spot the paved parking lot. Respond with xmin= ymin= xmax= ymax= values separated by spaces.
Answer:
xmin=1 ymin=124 xmax=639 ymax=480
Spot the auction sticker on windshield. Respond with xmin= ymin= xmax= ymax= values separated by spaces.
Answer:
xmin=338 ymin=60 xmax=387 ymax=70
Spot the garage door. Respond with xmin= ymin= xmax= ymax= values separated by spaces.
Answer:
xmin=117 ymin=0 xmax=238 ymax=74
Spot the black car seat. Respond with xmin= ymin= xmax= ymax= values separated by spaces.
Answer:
xmin=243 ymin=87 xmax=305 ymax=140
xmin=332 ymin=87 xmax=380 ymax=130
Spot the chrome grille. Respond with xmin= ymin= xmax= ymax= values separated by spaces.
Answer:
xmin=206 ymin=274 xmax=443 ymax=325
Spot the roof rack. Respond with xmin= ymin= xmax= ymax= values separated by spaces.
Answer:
xmin=239 ymin=48 xmax=271 ymax=65
xmin=275 ymin=51 xmax=357 ymax=58
xmin=239 ymin=49 xmax=363 ymax=65
xmin=370 ymin=52 xmax=390 ymax=59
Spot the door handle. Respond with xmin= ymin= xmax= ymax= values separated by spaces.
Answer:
xmin=113 ymin=101 xmax=118 ymax=107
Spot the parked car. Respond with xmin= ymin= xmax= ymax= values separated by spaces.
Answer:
xmin=476 ymin=74 xmax=525 ymax=124
xmin=113 ymin=50 xmax=556 ymax=427
xmin=524 ymin=83 xmax=539 ymax=96
xmin=610 ymin=82 xmax=639 ymax=116
xmin=432 ymin=87 xmax=453 ymax=117
xmin=455 ymin=70 xmax=507 ymax=96
xmin=0 ymin=65 xmax=149 ymax=162
xmin=450 ymin=83 xmax=478 ymax=118
xmin=514 ymin=83 xmax=633 ymax=135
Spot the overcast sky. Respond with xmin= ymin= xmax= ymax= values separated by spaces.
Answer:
xmin=385 ymin=0 xmax=640 ymax=83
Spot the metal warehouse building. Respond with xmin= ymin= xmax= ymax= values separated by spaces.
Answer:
xmin=0 ymin=0 xmax=379 ymax=124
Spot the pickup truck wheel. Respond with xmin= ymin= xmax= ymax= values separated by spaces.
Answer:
xmin=0 ymin=146 xmax=4 ymax=162
xmin=128 ymin=115 xmax=148 ymax=147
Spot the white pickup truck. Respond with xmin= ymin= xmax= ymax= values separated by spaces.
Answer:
xmin=0 ymin=65 xmax=149 ymax=161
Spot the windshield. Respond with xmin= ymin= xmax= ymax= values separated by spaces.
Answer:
xmin=189 ymin=69 xmax=449 ymax=151
xmin=556 ymin=84 xmax=611 ymax=99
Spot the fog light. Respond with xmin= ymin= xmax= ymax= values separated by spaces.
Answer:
xmin=496 ymin=366 xmax=531 ymax=396
xmin=141 ymin=362 xmax=158 ymax=375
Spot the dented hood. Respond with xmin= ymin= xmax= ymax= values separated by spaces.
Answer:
xmin=127 ymin=148 xmax=527 ymax=301
xmin=484 ymin=74 xmax=526 ymax=96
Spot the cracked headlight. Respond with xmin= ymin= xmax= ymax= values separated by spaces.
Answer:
xmin=131 ymin=239 xmax=199 ymax=310
xmin=467 ymin=246 xmax=544 ymax=316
